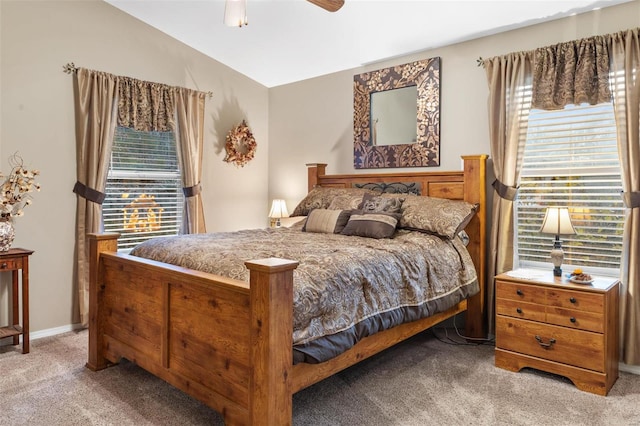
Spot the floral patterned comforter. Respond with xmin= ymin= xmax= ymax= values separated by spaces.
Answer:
xmin=130 ymin=225 xmax=478 ymax=362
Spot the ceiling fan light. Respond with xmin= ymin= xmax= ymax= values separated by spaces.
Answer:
xmin=224 ymin=0 xmax=248 ymax=28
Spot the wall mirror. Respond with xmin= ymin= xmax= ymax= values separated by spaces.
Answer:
xmin=353 ymin=57 xmax=440 ymax=168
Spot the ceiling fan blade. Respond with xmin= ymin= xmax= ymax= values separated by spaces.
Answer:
xmin=306 ymin=0 xmax=345 ymax=12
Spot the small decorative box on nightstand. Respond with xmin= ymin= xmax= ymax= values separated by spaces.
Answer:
xmin=494 ymin=269 xmax=619 ymax=396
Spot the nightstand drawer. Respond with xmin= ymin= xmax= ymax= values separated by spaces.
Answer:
xmin=496 ymin=316 xmax=604 ymax=372
xmin=547 ymin=288 xmax=604 ymax=313
xmin=547 ymin=307 xmax=604 ymax=333
xmin=496 ymin=280 xmax=545 ymax=304
xmin=496 ymin=298 xmax=546 ymax=322
xmin=0 ymin=258 xmax=21 ymax=270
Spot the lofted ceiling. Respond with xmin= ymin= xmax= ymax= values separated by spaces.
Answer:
xmin=105 ymin=0 xmax=633 ymax=88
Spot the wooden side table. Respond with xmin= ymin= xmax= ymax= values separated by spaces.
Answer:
xmin=0 ymin=248 xmax=34 ymax=354
xmin=495 ymin=269 xmax=619 ymax=395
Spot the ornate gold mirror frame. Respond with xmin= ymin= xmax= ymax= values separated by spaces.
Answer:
xmin=353 ymin=57 xmax=440 ymax=169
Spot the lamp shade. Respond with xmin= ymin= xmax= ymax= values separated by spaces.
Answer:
xmin=539 ymin=207 xmax=576 ymax=236
xmin=224 ymin=0 xmax=248 ymax=27
xmin=268 ymin=199 xmax=289 ymax=219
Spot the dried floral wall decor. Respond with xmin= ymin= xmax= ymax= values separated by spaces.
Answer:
xmin=224 ymin=120 xmax=257 ymax=168
xmin=353 ymin=57 xmax=440 ymax=169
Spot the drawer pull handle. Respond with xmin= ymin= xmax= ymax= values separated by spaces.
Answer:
xmin=516 ymin=308 xmax=523 ymax=314
xmin=570 ymin=317 xmax=576 ymax=323
xmin=516 ymin=289 xmax=523 ymax=296
xmin=570 ymin=297 xmax=577 ymax=304
xmin=535 ymin=335 xmax=556 ymax=349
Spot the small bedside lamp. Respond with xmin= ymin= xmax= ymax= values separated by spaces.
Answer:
xmin=539 ymin=207 xmax=576 ymax=277
xmin=268 ymin=199 xmax=289 ymax=228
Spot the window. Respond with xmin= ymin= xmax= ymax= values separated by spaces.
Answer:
xmin=103 ymin=126 xmax=184 ymax=251
xmin=516 ymin=102 xmax=624 ymax=274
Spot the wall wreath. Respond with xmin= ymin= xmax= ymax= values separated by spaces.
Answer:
xmin=224 ymin=120 xmax=257 ymax=167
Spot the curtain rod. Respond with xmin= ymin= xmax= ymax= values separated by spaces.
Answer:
xmin=62 ymin=62 xmax=213 ymax=99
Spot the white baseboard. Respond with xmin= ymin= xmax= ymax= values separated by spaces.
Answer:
xmin=0 ymin=323 xmax=84 ymax=346
xmin=620 ymin=362 xmax=640 ymax=375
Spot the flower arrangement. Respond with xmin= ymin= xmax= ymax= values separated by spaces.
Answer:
xmin=0 ymin=154 xmax=40 ymax=219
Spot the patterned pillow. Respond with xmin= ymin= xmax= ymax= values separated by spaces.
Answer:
xmin=340 ymin=211 xmax=401 ymax=239
xmin=302 ymin=209 xmax=353 ymax=234
xmin=291 ymin=187 xmax=375 ymax=217
xmin=400 ymin=195 xmax=478 ymax=239
xmin=358 ymin=193 xmax=405 ymax=213
xmin=327 ymin=194 xmax=366 ymax=210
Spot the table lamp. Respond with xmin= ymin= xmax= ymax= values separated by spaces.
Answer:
xmin=539 ymin=207 xmax=576 ymax=277
xmin=268 ymin=199 xmax=289 ymax=227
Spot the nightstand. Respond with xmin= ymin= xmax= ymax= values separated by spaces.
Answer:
xmin=495 ymin=269 xmax=619 ymax=396
xmin=0 ymin=248 xmax=34 ymax=354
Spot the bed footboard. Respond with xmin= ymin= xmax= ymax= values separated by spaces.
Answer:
xmin=87 ymin=233 xmax=298 ymax=425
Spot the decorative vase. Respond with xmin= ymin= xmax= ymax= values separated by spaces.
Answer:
xmin=0 ymin=219 xmax=15 ymax=251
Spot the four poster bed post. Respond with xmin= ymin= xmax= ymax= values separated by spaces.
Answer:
xmin=87 ymin=154 xmax=488 ymax=426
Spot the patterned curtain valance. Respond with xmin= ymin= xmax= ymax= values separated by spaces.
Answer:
xmin=532 ymin=35 xmax=612 ymax=110
xmin=480 ymin=28 xmax=640 ymax=111
xmin=69 ymin=67 xmax=210 ymax=133
xmin=117 ymin=76 xmax=176 ymax=132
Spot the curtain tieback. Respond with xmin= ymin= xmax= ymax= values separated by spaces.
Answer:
xmin=183 ymin=183 xmax=202 ymax=198
xmin=492 ymin=179 xmax=518 ymax=201
xmin=73 ymin=181 xmax=106 ymax=204
xmin=622 ymin=191 xmax=640 ymax=209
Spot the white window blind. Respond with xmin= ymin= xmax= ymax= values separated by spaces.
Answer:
xmin=516 ymin=102 xmax=624 ymax=272
xmin=103 ymin=126 xmax=184 ymax=251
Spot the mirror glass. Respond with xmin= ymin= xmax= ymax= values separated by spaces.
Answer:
xmin=353 ymin=57 xmax=440 ymax=169
xmin=370 ymin=86 xmax=418 ymax=146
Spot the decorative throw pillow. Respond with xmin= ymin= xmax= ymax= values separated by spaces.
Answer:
xmin=291 ymin=187 xmax=375 ymax=217
xmin=399 ymin=195 xmax=478 ymax=239
xmin=327 ymin=194 xmax=365 ymax=210
xmin=340 ymin=211 xmax=401 ymax=239
xmin=302 ymin=209 xmax=353 ymax=234
xmin=358 ymin=193 xmax=405 ymax=214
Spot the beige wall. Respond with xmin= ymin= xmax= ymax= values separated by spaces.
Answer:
xmin=268 ymin=1 xmax=640 ymax=212
xmin=0 ymin=0 xmax=269 ymax=333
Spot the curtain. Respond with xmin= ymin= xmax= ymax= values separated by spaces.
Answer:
xmin=484 ymin=51 xmax=533 ymax=333
xmin=72 ymin=69 xmax=118 ymax=326
xmin=73 ymin=68 xmax=208 ymax=324
xmin=486 ymin=27 xmax=640 ymax=363
xmin=609 ymin=28 xmax=640 ymax=366
xmin=118 ymin=76 xmax=176 ymax=132
xmin=532 ymin=36 xmax=612 ymax=110
xmin=175 ymin=88 xmax=207 ymax=234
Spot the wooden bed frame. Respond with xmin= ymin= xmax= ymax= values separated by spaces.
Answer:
xmin=87 ymin=154 xmax=488 ymax=425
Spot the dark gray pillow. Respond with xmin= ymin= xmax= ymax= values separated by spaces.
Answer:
xmin=340 ymin=211 xmax=400 ymax=239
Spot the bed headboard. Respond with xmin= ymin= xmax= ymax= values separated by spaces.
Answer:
xmin=305 ymin=154 xmax=488 ymax=336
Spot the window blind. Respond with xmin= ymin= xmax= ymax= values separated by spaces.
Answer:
xmin=516 ymin=103 xmax=624 ymax=271
xmin=103 ymin=127 xmax=184 ymax=251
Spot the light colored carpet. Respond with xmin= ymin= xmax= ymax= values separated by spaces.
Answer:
xmin=1 ymin=329 xmax=639 ymax=425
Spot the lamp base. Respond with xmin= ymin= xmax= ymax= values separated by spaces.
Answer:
xmin=550 ymin=244 xmax=564 ymax=277
xmin=269 ymin=218 xmax=281 ymax=228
